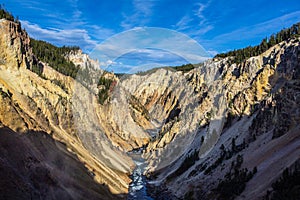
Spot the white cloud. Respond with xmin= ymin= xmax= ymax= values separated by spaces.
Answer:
xmin=194 ymin=3 xmax=206 ymax=24
xmin=120 ymin=0 xmax=155 ymax=29
xmin=133 ymin=0 xmax=153 ymax=16
xmin=86 ymin=25 xmax=115 ymax=41
xmin=213 ymin=10 xmax=300 ymax=44
xmin=99 ymin=59 xmax=117 ymax=68
xmin=14 ymin=0 xmax=116 ymax=50
xmin=89 ymin=27 xmax=211 ymax=73
xmin=174 ymin=15 xmax=193 ymax=31
xmin=21 ymin=19 xmax=115 ymax=52
xmin=195 ymin=25 xmax=214 ymax=35
xmin=10 ymin=0 xmax=47 ymax=12
xmin=91 ymin=27 xmax=210 ymax=60
xmin=21 ymin=20 xmax=98 ymax=50
xmin=174 ymin=1 xmax=213 ymax=35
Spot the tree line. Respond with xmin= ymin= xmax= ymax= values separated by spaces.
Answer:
xmin=1 ymin=6 xmax=81 ymax=79
xmin=0 ymin=6 xmax=17 ymax=22
xmin=30 ymin=38 xmax=80 ymax=78
xmin=0 ymin=6 xmax=22 ymax=32
xmin=215 ymin=22 xmax=300 ymax=63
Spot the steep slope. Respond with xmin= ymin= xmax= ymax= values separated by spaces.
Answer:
xmin=0 ymin=126 xmax=118 ymax=200
xmin=0 ymin=18 xmax=133 ymax=197
xmin=1 ymin=11 xmax=299 ymax=200
xmin=118 ymin=37 xmax=300 ymax=199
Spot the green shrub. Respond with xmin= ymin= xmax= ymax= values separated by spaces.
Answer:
xmin=97 ymin=76 xmax=113 ymax=105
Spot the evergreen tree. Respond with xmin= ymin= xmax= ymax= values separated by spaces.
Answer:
xmin=30 ymin=38 xmax=80 ymax=78
xmin=215 ymin=22 xmax=300 ymax=63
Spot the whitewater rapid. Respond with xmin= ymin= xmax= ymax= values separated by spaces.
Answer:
xmin=127 ymin=152 xmax=153 ymax=200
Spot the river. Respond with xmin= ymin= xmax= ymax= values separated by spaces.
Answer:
xmin=127 ymin=150 xmax=153 ymax=200
xmin=127 ymin=125 xmax=160 ymax=199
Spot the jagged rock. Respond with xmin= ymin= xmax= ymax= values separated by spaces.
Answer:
xmin=1 ymin=16 xmax=300 ymax=200
xmin=137 ymin=38 xmax=300 ymax=199
xmin=0 ymin=19 xmax=133 ymax=195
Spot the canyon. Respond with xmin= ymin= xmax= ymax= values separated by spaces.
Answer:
xmin=0 ymin=16 xmax=299 ymax=200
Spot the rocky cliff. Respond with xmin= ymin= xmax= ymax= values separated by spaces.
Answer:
xmin=120 ymin=37 xmax=299 ymax=199
xmin=0 ymin=15 xmax=299 ymax=200
xmin=111 ymin=35 xmax=300 ymax=199
xmin=0 ymin=18 xmax=133 ymax=198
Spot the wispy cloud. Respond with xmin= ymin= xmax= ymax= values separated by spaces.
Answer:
xmin=10 ymin=0 xmax=48 ymax=12
xmin=120 ymin=0 xmax=155 ymax=29
xmin=196 ymin=25 xmax=214 ymax=35
xmin=194 ymin=1 xmax=211 ymax=26
xmin=212 ymin=10 xmax=300 ymax=45
xmin=174 ymin=0 xmax=213 ymax=35
xmin=175 ymin=15 xmax=193 ymax=31
xmin=66 ymin=0 xmax=87 ymax=27
xmin=21 ymin=20 xmax=98 ymax=50
xmin=106 ymin=49 xmax=191 ymax=73
xmin=90 ymin=27 xmax=210 ymax=73
xmin=86 ymin=24 xmax=115 ymax=41
xmin=196 ymin=10 xmax=300 ymax=54
xmin=17 ymin=0 xmax=116 ymax=51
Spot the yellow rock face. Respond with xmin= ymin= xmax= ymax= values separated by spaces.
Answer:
xmin=0 ymin=19 xmax=133 ymax=195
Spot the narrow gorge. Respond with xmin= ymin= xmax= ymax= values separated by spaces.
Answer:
xmin=0 ymin=11 xmax=300 ymax=200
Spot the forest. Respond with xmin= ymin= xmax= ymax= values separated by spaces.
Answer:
xmin=30 ymin=38 xmax=80 ymax=78
xmin=215 ymin=22 xmax=300 ymax=63
xmin=1 ymin=7 xmax=80 ymax=78
xmin=0 ymin=6 xmax=17 ymax=22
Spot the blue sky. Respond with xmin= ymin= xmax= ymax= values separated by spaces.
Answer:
xmin=2 ymin=0 xmax=300 ymax=73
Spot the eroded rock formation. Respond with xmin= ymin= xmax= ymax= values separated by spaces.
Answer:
xmin=1 ymin=16 xmax=299 ymax=200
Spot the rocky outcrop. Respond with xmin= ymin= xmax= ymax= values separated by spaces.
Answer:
xmin=0 ymin=19 xmax=33 ymax=70
xmin=1 ymin=15 xmax=299 ymax=200
xmin=0 ymin=19 xmax=133 ymax=196
xmin=130 ymin=38 xmax=300 ymax=199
